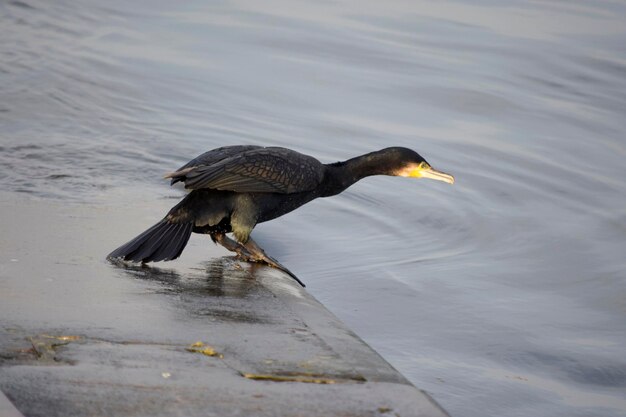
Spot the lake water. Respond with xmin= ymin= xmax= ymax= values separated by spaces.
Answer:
xmin=1 ymin=1 xmax=626 ymax=416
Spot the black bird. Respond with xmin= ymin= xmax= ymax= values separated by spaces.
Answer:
xmin=107 ymin=146 xmax=454 ymax=286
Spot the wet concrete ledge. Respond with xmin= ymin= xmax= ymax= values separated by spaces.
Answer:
xmin=0 ymin=193 xmax=448 ymax=417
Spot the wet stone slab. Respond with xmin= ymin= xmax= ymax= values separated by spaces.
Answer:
xmin=0 ymin=193 xmax=448 ymax=417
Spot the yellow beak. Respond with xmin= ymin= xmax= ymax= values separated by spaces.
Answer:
xmin=399 ymin=162 xmax=455 ymax=184
xmin=418 ymin=166 xmax=455 ymax=184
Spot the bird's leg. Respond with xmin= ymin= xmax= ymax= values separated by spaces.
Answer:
xmin=241 ymin=237 xmax=305 ymax=287
xmin=212 ymin=232 xmax=254 ymax=260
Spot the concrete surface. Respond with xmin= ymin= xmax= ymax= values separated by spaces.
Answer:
xmin=0 ymin=192 xmax=448 ymax=417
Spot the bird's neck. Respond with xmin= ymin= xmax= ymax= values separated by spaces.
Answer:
xmin=321 ymin=150 xmax=394 ymax=197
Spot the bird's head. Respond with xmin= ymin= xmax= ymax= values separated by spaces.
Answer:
xmin=385 ymin=147 xmax=454 ymax=184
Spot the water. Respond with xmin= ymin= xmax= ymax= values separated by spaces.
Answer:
xmin=2 ymin=0 xmax=626 ymax=415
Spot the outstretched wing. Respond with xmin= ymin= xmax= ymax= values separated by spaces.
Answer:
xmin=167 ymin=145 xmax=263 ymax=185
xmin=168 ymin=147 xmax=324 ymax=194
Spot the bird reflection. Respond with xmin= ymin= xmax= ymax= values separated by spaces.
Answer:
xmin=111 ymin=257 xmax=259 ymax=298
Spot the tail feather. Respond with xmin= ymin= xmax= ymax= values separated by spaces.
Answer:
xmin=145 ymin=222 xmax=191 ymax=262
xmin=111 ymin=221 xmax=164 ymax=256
xmin=132 ymin=222 xmax=177 ymax=261
xmin=108 ymin=220 xmax=193 ymax=263
xmin=171 ymin=223 xmax=193 ymax=258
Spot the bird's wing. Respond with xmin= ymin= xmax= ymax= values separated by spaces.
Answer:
xmin=167 ymin=145 xmax=263 ymax=185
xmin=171 ymin=147 xmax=325 ymax=194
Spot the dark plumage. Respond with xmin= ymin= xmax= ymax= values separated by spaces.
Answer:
xmin=108 ymin=146 xmax=454 ymax=286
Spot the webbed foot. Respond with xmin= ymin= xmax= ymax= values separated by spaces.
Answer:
xmin=242 ymin=237 xmax=305 ymax=287
xmin=211 ymin=233 xmax=305 ymax=287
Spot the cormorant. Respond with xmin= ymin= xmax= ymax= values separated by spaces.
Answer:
xmin=107 ymin=146 xmax=454 ymax=286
